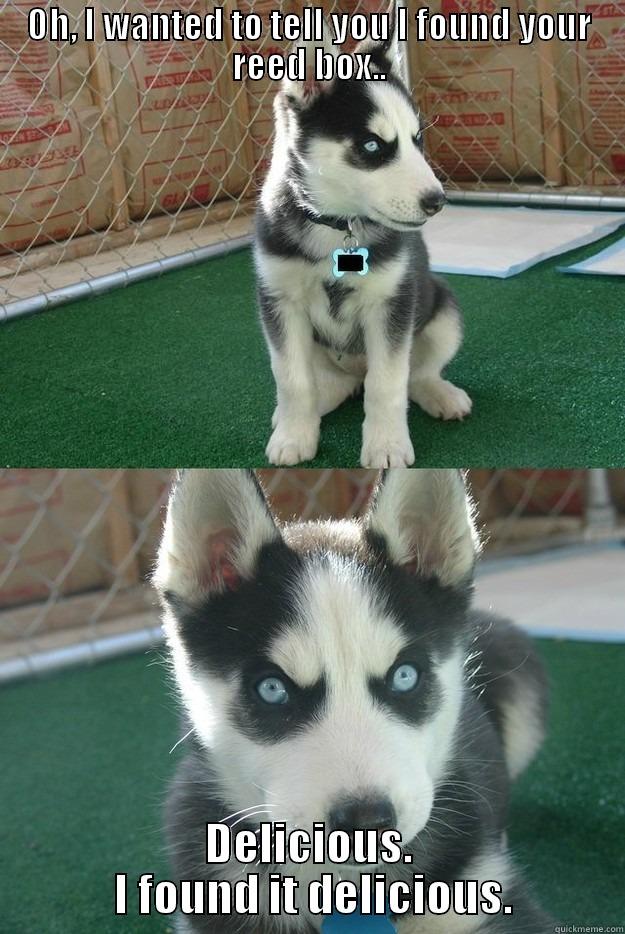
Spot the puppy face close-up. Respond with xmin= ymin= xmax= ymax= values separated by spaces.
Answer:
xmin=276 ymin=27 xmax=446 ymax=229
xmin=155 ymin=470 xmax=478 ymax=848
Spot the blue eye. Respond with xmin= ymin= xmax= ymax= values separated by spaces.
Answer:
xmin=390 ymin=663 xmax=420 ymax=693
xmin=256 ymin=676 xmax=289 ymax=705
xmin=414 ymin=131 xmax=423 ymax=148
xmin=362 ymin=139 xmax=380 ymax=153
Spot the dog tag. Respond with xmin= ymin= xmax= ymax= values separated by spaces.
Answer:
xmin=332 ymin=247 xmax=369 ymax=278
xmin=322 ymin=909 xmax=395 ymax=932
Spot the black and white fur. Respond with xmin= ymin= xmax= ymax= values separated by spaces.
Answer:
xmin=155 ymin=469 xmax=552 ymax=933
xmin=255 ymin=12 xmax=472 ymax=467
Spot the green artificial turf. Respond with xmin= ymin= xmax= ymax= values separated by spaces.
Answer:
xmin=2 ymin=227 xmax=625 ymax=467
xmin=1 ymin=640 xmax=624 ymax=932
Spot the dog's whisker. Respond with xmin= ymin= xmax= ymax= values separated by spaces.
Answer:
xmin=168 ymin=727 xmax=195 ymax=755
xmin=251 ymin=781 xmax=278 ymax=799
xmin=220 ymin=804 xmax=277 ymax=824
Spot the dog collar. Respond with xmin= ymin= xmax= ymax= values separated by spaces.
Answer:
xmin=301 ymin=210 xmax=371 ymax=278
xmin=302 ymin=209 xmax=356 ymax=233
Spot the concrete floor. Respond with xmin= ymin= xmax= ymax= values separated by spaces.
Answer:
xmin=476 ymin=542 xmax=625 ymax=642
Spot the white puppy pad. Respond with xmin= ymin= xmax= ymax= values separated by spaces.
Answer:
xmin=475 ymin=545 xmax=625 ymax=643
xmin=423 ymin=205 xmax=625 ymax=278
xmin=559 ymin=235 xmax=625 ymax=277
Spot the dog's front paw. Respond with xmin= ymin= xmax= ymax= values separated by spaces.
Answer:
xmin=410 ymin=378 xmax=473 ymax=421
xmin=360 ymin=423 xmax=415 ymax=468
xmin=266 ymin=418 xmax=320 ymax=465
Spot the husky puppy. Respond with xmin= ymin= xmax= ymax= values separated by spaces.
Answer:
xmin=255 ymin=13 xmax=472 ymax=467
xmin=155 ymin=469 xmax=552 ymax=933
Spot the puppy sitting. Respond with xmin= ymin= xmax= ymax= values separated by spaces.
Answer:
xmin=255 ymin=11 xmax=472 ymax=467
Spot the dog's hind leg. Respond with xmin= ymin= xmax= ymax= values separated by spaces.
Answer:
xmin=313 ymin=346 xmax=363 ymax=417
xmin=270 ymin=348 xmax=362 ymax=426
xmin=409 ymin=302 xmax=473 ymax=421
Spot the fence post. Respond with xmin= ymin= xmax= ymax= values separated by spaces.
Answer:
xmin=585 ymin=469 xmax=617 ymax=537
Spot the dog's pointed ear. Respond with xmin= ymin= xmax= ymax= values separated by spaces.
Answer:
xmin=282 ymin=20 xmax=338 ymax=106
xmin=355 ymin=0 xmax=402 ymax=80
xmin=365 ymin=469 xmax=480 ymax=587
xmin=154 ymin=470 xmax=280 ymax=604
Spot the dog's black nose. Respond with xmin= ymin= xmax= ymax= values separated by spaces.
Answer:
xmin=420 ymin=190 xmax=447 ymax=216
xmin=329 ymin=796 xmax=397 ymax=834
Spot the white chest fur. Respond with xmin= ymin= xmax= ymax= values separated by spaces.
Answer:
xmin=257 ymin=227 xmax=410 ymax=350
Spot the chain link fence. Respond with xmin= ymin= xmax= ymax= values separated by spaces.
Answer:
xmin=1 ymin=0 xmax=624 ymax=316
xmin=1 ymin=468 xmax=623 ymax=682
